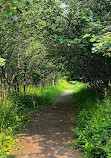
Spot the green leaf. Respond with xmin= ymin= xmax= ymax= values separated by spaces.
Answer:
xmin=90 ymin=38 xmax=96 ymax=42
xmin=83 ymin=34 xmax=91 ymax=38
xmin=0 ymin=58 xmax=5 ymax=67
xmin=12 ymin=15 xmax=18 ymax=21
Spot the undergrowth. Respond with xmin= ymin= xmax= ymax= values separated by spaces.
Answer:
xmin=0 ymin=79 xmax=72 ymax=157
xmin=71 ymin=82 xmax=111 ymax=158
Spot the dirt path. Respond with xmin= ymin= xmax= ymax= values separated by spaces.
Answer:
xmin=12 ymin=90 xmax=81 ymax=158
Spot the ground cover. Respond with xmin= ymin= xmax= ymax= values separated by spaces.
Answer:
xmin=71 ymin=82 xmax=111 ymax=158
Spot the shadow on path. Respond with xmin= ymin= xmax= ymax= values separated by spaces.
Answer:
xmin=12 ymin=91 xmax=81 ymax=158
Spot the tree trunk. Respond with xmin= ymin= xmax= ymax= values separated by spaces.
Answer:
xmin=52 ymin=74 xmax=55 ymax=86
xmin=1 ymin=66 xmax=5 ymax=99
xmin=24 ymin=61 xmax=27 ymax=95
xmin=52 ymin=79 xmax=54 ymax=86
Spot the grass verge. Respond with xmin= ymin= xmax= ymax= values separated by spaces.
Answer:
xmin=71 ymin=82 xmax=111 ymax=158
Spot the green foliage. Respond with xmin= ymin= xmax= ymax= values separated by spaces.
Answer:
xmin=0 ymin=58 xmax=5 ymax=67
xmin=71 ymin=83 xmax=111 ymax=157
xmin=91 ymin=32 xmax=111 ymax=56
xmin=0 ymin=79 xmax=71 ymax=157
xmin=0 ymin=132 xmax=17 ymax=157
xmin=38 ymin=0 xmax=111 ymax=89
xmin=1 ymin=0 xmax=111 ymax=155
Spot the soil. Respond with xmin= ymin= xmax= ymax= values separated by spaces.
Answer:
xmin=12 ymin=90 xmax=82 ymax=158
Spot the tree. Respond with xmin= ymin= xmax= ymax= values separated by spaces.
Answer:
xmin=0 ymin=0 xmax=64 ymax=96
xmin=38 ymin=0 xmax=111 ymax=90
xmin=1 ymin=0 xmax=111 ymax=95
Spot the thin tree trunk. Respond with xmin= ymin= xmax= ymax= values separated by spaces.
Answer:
xmin=16 ymin=52 xmax=20 ymax=94
xmin=1 ymin=66 xmax=5 ymax=99
xmin=52 ymin=79 xmax=54 ymax=86
xmin=8 ymin=73 xmax=16 ymax=93
xmin=14 ymin=76 xmax=20 ymax=94
xmin=8 ymin=52 xmax=20 ymax=94
xmin=17 ymin=80 xmax=20 ymax=94
xmin=52 ymin=74 xmax=55 ymax=86
xmin=24 ymin=61 xmax=27 ymax=95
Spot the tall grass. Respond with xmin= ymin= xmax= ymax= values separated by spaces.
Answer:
xmin=0 ymin=79 xmax=72 ymax=157
xmin=71 ymin=82 xmax=111 ymax=158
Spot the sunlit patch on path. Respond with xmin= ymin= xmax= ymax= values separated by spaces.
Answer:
xmin=12 ymin=90 xmax=81 ymax=158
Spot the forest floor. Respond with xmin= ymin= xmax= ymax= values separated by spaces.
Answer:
xmin=12 ymin=90 xmax=82 ymax=158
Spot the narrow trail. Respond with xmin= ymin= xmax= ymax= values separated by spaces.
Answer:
xmin=12 ymin=90 xmax=81 ymax=158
